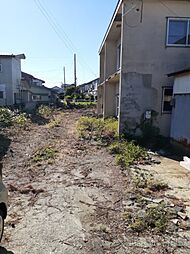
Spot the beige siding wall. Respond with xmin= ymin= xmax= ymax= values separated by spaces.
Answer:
xmin=119 ymin=0 xmax=190 ymax=136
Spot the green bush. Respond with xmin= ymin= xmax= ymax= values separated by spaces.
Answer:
xmin=129 ymin=204 xmax=168 ymax=233
xmin=76 ymin=116 xmax=104 ymax=139
xmin=109 ymin=141 xmax=148 ymax=167
xmin=32 ymin=146 xmax=57 ymax=163
xmin=76 ymin=117 xmax=118 ymax=142
xmin=13 ymin=113 xmax=28 ymax=126
xmin=37 ymin=105 xmax=52 ymax=118
xmin=0 ymin=108 xmax=13 ymax=127
xmin=71 ymin=101 xmax=96 ymax=109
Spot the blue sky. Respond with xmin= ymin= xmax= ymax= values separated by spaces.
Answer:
xmin=1 ymin=0 xmax=118 ymax=87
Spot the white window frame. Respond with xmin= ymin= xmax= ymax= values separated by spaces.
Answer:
xmin=32 ymin=95 xmax=42 ymax=101
xmin=166 ymin=17 xmax=190 ymax=47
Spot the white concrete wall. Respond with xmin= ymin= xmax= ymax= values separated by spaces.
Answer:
xmin=12 ymin=57 xmax=22 ymax=104
xmin=0 ymin=57 xmax=13 ymax=105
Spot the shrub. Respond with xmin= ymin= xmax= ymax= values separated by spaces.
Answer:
xmin=109 ymin=141 xmax=148 ymax=167
xmin=13 ymin=113 xmax=28 ymax=126
xmin=0 ymin=108 xmax=13 ymax=127
xmin=37 ymin=105 xmax=52 ymax=118
xmin=32 ymin=146 xmax=57 ymax=163
xmin=76 ymin=116 xmax=104 ymax=139
xmin=70 ymin=101 xmax=96 ymax=109
xmin=48 ymin=116 xmax=62 ymax=128
xmin=76 ymin=117 xmax=118 ymax=142
xmin=129 ymin=204 xmax=168 ymax=233
xmin=103 ymin=118 xmax=118 ymax=140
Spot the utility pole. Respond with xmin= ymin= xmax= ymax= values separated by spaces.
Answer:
xmin=74 ymin=53 xmax=77 ymax=86
xmin=63 ymin=66 xmax=66 ymax=84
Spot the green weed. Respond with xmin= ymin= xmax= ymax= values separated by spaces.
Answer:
xmin=37 ymin=105 xmax=52 ymax=118
xmin=13 ymin=113 xmax=28 ymax=126
xmin=32 ymin=146 xmax=57 ymax=163
xmin=129 ymin=204 xmax=168 ymax=233
xmin=0 ymin=108 xmax=13 ymax=127
xmin=76 ymin=116 xmax=118 ymax=142
xmin=109 ymin=141 xmax=148 ymax=167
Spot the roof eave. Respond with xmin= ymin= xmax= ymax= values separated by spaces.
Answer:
xmin=99 ymin=0 xmax=123 ymax=54
xmin=168 ymin=68 xmax=190 ymax=77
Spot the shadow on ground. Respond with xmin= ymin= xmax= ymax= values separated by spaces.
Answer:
xmin=0 ymin=134 xmax=11 ymax=161
xmin=0 ymin=247 xmax=14 ymax=254
xmin=30 ymin=114 xmax=49 ymax=126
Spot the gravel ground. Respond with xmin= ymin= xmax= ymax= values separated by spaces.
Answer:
xmin=0 ymin=109 xmax=190 ymax=254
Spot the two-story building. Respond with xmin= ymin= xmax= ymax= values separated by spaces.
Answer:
xmin=21 ymin=72 xmax=55 ymax=104
xmin=78 ymin=78 xmax=99 ymax=99
xmin=0 ymin=54 xmax=25 ymax=106
xmin=97 ymin=0 xmax=190 ymax=137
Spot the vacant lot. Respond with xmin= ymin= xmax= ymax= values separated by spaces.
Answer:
xmin=0 ymin=109 xmax=190 ymax=254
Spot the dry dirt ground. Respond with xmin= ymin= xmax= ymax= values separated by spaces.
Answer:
xmin=0 ymin=109 xmax=190 ymax=254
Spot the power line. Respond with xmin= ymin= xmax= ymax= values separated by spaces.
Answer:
xmin=158 ymin=0 xmax=179 ymax=17
xmin=34 ymin=0 xmax=74 ymax=54
xmin=33 ymin=0 xmax=97 ymax=78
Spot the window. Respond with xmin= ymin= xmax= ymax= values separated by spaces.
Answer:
xmin=162 ymin=87 xmax=173 ymax=113
xmin=167 ymin=18 xmax=190 ymax=46
xmin=32 ymin=95 xmax=41 ymax=101
xmin=0 ymin=91 xmax=3 ymax=99
xmin=0 ymin=64 xmax=2 ymax=72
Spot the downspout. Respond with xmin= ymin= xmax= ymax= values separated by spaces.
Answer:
xmin=118 ymin=1 xmax=125 ymax=137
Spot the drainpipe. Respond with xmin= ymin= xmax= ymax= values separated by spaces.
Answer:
xmin=118 ymin=2 xmax=125 ymax=137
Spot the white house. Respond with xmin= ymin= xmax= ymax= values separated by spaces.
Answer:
xmin=21 ymin=72 xmax=55 ymax=104
xmin=0 ymin=54 xmax=25 ymax=106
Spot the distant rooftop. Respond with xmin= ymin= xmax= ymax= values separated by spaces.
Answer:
xmin=0 ymin=54 xmax=26 ymax=59
xmin=22 ymin=72 xmax=45 ymax=83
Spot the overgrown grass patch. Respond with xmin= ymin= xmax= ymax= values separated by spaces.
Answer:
xmin=109 ymin=141 xmax=148 ymax=167
xmin=128 ymin=204 xmax=168 ymax=233
xmin=0 ymin=108 xmax=29 ymax=128
xmin=13 ymin=113 xmax=28 ymax=126
xmin=0 ymin=108 xmax=14 ymax=127
xmin=70 ymin=101 xmax=96 ymax=109
xmin=37 ymin=105 xmax=53 ymax=118
xmin=47 ymin=113 xmax=63 ymax=129
xmin=76 ymin=116 xmax=118 ymax=142
xmin=32 ymin=146 xmax=57 ymax=163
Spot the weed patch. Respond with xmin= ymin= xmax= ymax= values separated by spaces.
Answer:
xmin=47 ymin=115 xmax=62 ymax=128
xmin=109 ymin=141 xmax=148 ymax=167
xmin=0 ymin=108 xmax=14 ymax=127
xmin=13 ymin=113 xmax=28 ymax=126
xmin=129 ymin=204 xmax=168 ymax=233
xmin=32 ymin=146 xmax=57 ymax=163
xmin=37 ymin=105 xmax=53 ymax=118
xmin=0 ymin=108 xmax=29 ymax=128
xmin=70 ymin=101 xmax=96 ymax=109
xmin=76 ymin=116 xmax=118 ymax=142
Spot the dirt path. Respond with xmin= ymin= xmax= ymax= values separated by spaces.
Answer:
xmin=0 ymin=110 xmax=190 ymax=254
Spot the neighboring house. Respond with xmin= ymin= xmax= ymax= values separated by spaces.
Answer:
xmin=168 ymin=69 xmax=190 ymax=147
xmin=61 ymin=83 xmax=76 ymax=94
xmin=78 ymin=78 xmax=99 ymax=99
xmin=97 ymin=0 xmax=190 ymax=137
xmin=21 ymin=72 xmax=55 ymax=105
xmin=0 ymin=54 xmax=25 ymax=106
xmin=51 ymin=86 xmax=64 ymax=95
